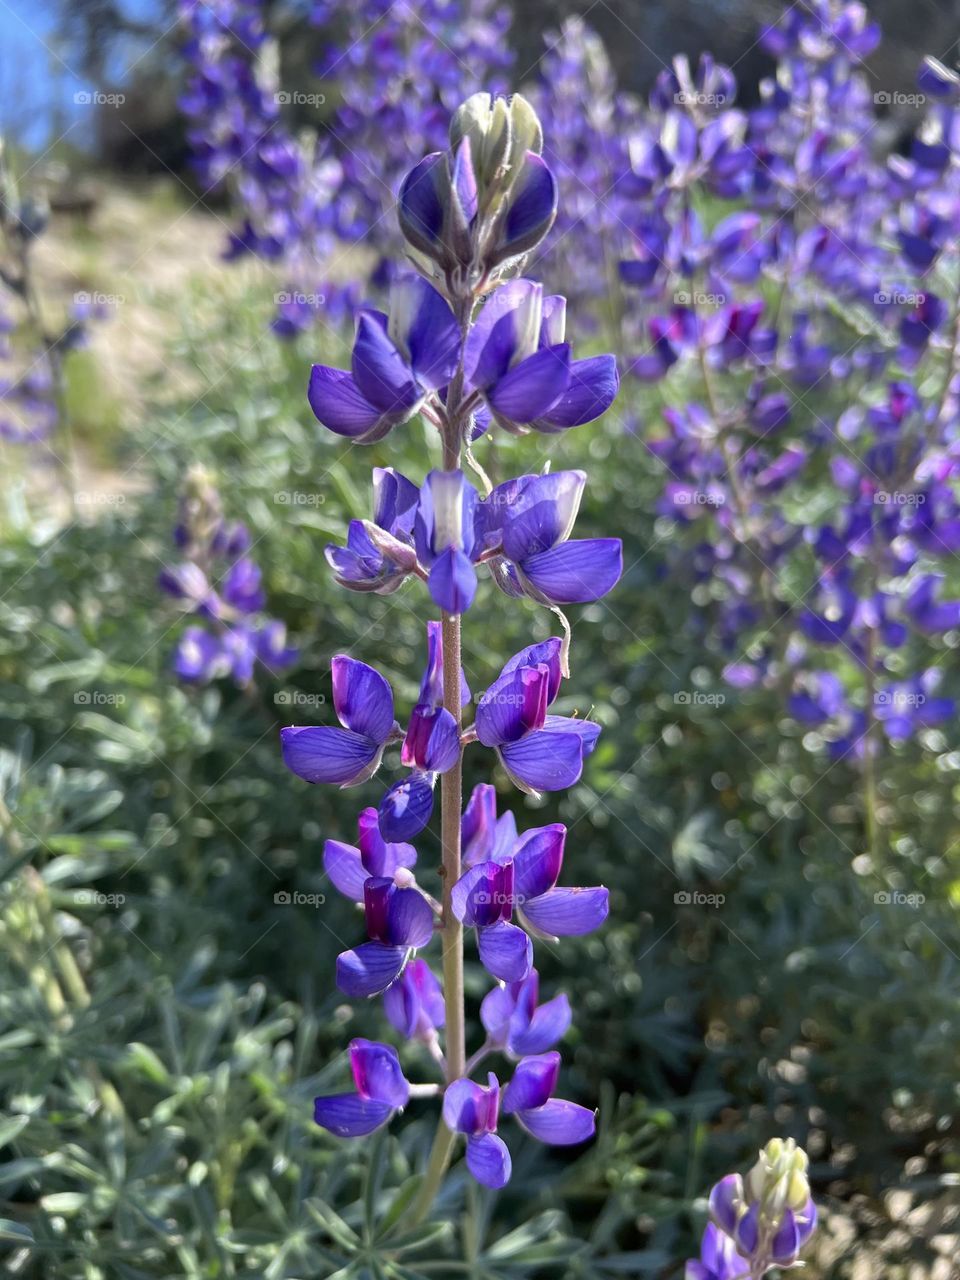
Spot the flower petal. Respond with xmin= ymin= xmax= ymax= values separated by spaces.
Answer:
xmin=451 ymin=861 xmax=501 ymax=927
xmin=519 ymin=539 xmax=623 ymax=604
xmin=475 ymin=666 xmax=551 ymax=747
xmin=502 ymin=1052 xmax=560 ymax=1113
xmin=352 ymin=311 xmax=421 ymax=416
xmin=500 ymin=471 xmax=586 ymax=560
xmin=398 ymin=152 xmax=447 ymax=261
xmin=495 ymin=152 xmax=558 ymax=262
xmin=499 ymin=726 xmax=588 ymax=793
xmin=465 ymin=280 xmax=543 ymax=389
xmin=388 ymin=276 xmax=460 ymax=391
xmin=281 ymin=725 xmax=382 ymax=787
xmin=313 ymin=1092 xmax=393 ymax=1137
xmin=349 ymin=1037 xmax=410 ymax=1108
xmin=323 ymin=839 xmax=368 ymax=901
xmin=386 ymin=885 xmax=434 ymax=948
xmin=708 ymin=1174 xmax=743 ymax=1236
xmin=516 ymin=1099 xmax=596 ymax=1146
xmin=428 ymin=547 xmax=478 ymax=614
xmin=378 ymin=772 xmax=435 ymax=841
xmin=488 ymin=343 xmax=570 ymax=425
xmin=532 ymin=354 xmax=619 ymax=431
xmin=510 ymin=823 xmax=566 ymax=900
xmin=465 ymin=1133 xmax=512 ymax=1188
xmin=357 ymin=807 xmax=417 ymax=878
xmin=336 ymin=942 xmax=407 ymax=998
xmin=443 ymin=1077 xmax=497 ymax=1134
xmin=500 ymin=639 xmax=563 ymax=702
xmin=331 ymin=655 xmax=395 ymax=742
xmin=477 ymin=920 xmax=533 ymax=982
xmin=513 ymin=992 xmax=572 ymax=1055
xmin=307 ymin=365 xmax=384 ymax=439
xmin=521 ymin=886 xmax=609 ymax=937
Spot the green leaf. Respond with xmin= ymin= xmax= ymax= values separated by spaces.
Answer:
xmin=0 ymin=1218 xmax=34 ymax=1244
xmin=0 ymin=1114 xmax=30 ymax=1147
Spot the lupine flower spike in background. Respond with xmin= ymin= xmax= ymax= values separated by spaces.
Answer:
xmin=282 ymin=91 xmax=619 ymax=1210
xmin=687 ymin=1139 xmax=818 ymax=1280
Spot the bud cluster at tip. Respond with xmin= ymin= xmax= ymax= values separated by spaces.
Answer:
xmin=704 ymin=1138 xmax=817 ymax=1274
xmin=398 ymin=92 xmax=558 ymax=300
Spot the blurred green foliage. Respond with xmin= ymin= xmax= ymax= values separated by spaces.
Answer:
xmin=0 ymin=275 xmax=957 ymax=1277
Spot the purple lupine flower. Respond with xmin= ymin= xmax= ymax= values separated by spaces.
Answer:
xmin=474 ymin=639 xmax=601 ymax=794
xmin=501 ymin=1051 xmax=596 ymax=1145
xmin=376 ymin=773 xmax=438 ymax=844
xmin=325 ymin=467 xmax=420 ymax=595
xmin=174 ymin=626 xmax=228 ymax=683
xmin=313 ymin=1038 xmax=410 ymax=1137
xmin=256 ymin=620 xmax=299 ymax=672
xmin=378 ymin=622 xmax=470 ymax=841
xmin=464 ymin=281 xmax=618 ymax=436
xmin=383 ymin=957 xmax=445 ymax=1045
xmin=483 ymin=470 xmax=623 ymax=605
xmin=874 ymin=671 xmax=954 ymax=741
xmin=451 ymin=822 xmax=608 ymax=981
xmin=281 ymin=655 xmax=397 ymax=787
xmin=414 ymin=470 xmax=481 ymax=613
xmin=323 ymin=807 xmax=417 ymax=902
xmin=461 ymin=782 xmax=517 ymax=867
xmin=162 ymin=469 xmax=297 ymax=687
xmin=159 ymin=563 xmax=221 ymax=617
xmin=442 ymin=1073 xmax=512 ymax=1189
xmin=905 ymin=574 xmax=960 ymax=631
xmin=480 ymin=969 xmax=571 ymax=1056
xmin=221 ymin=557 xmax=265 ymax=614
xmin=684 ymin=1224 xmax=748 ymax=1280
xmin=335 ymin=877 xmax=435 ymax=997
xmin=308 ymin=276 xmax=460 ymax=443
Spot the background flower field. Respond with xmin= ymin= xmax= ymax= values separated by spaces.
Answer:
xmin=1 ymin=1 xmax=959 ymax=1276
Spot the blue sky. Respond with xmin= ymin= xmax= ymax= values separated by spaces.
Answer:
xmin=0 ymin=0 xmax=166 ymax=151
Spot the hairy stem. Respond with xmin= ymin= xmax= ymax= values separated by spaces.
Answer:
xmin=408 ymin=306 xmax=470 ymax=1226
xmin=862 ymin=625 xmax=880 ymax=862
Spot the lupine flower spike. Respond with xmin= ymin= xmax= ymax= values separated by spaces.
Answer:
xmin=686 ymin=1139 xmax=818 ymax=1279
xmin=281 ymin=91 xmax=619 ymax=1220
